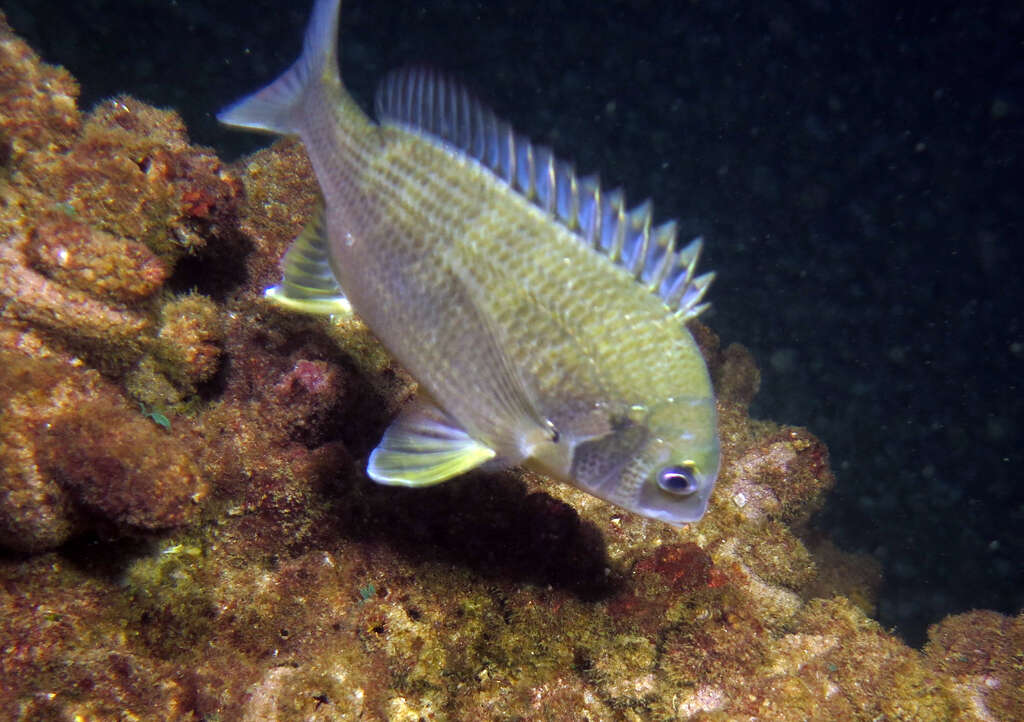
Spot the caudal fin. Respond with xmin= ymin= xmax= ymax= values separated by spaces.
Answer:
xmin=217 ymin=0 xmax=342 ymax=134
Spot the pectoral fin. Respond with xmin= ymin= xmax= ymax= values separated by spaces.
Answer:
xmin=264 ymin=201 xmax=353 ymax=318
xmin=367 ymin=400 xmax=496 ymax=487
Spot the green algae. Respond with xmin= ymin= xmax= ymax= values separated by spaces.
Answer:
xmin=122 ymin=536 xmax=215 ymax=659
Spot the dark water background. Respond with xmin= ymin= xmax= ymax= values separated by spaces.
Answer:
xmin=7 ymin=0 xmax=1022 ymax=646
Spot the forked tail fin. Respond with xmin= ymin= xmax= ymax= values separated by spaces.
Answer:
xmin=217 ymin=0 xmax=342 ymax=134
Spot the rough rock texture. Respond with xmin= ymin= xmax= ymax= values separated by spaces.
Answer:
xmin=0 ymin=351 xmax=207 ymax=552
xmin=0 ymin=13 xmax=1020 ymax=722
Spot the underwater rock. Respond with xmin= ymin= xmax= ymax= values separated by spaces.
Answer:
xmin=0 ymin=12 xmax=80 ymax=164
xmin=0 ymin=6 xmax=238 ymax=405
xmin=153 ymin=292 xmax=224 ymax=389
xmin=924 ymin=610 xmax=1024 ymax=720
xmin=235 ymin=138 xmax=320 ymax=293
xmin=0 ymin=555 xmax=192 ymax=719
xmin=25 ymin=216 xmax=169 ymax=303
xmin=25 ymin=94 xmax=240 ymax=261
xmin=0 ymin=232 xmax=153 ymax=362
xmin=0 ymin=351 xmax=206 ymax=552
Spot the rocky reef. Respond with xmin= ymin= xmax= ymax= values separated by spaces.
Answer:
xmin=0 ymin=13 xmax=1020 ymax=721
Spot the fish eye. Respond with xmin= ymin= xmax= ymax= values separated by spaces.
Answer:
xmin=657 ymin=464 xmax=699 ymax=496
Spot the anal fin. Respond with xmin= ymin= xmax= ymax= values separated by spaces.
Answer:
xmin=367 ymin=400 xmax=496 ymax=487
xmin=264 ymin=201 xmax=353 ymax=318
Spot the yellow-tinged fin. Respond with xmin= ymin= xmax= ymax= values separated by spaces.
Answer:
xmin=374 ymin=66 xmax=715 ymax=322
xmin=264 ymin=203 xmax=353 ymax=318
xmin=217 ymin=0 xmax=342 ymax=134
xmin=368 ymin=400 xmax=497 ymax=487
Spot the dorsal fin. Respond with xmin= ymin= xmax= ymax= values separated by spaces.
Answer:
xmin=374 ymin=66 xmax=714 ymax=322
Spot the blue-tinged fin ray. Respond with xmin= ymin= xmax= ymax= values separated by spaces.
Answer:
xmin=368 ymin=399 xmax=497 ymax=486
xmin=264 ymin=202 xmax=353 ymax=317
xmin=374 ymin=66 xmax=714 ymax=322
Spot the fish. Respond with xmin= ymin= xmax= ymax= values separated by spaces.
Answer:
xmin=218 ymin=0 xmax=720 ymax=525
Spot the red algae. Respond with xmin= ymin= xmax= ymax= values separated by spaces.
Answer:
xmin=0 ymin=12 xmax=1019 ymax=722
xmin=635 ymin=542 xmax=714 ymax=594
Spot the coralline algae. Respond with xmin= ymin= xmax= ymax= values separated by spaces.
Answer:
xmin=0 ymin=12 xmax=1020 ymax=721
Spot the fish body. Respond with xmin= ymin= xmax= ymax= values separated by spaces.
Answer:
xmin=219 ymin=0 xmax=720 ymax=525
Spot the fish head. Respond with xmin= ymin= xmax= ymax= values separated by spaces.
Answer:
xmin=567 ymin=396 xmax=719 ymax=525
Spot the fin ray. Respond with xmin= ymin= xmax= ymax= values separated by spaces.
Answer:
xmin=367 ymin=400 xmax=496 ymax=486
xmin=264 ymin=202 xmax=352 ymax=317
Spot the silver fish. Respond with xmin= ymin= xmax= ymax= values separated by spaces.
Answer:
xmin=219 ymin=0 xmax=720 ymax=525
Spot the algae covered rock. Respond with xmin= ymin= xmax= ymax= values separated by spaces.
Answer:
xmin=25 ymin=216 xmax=170 ymax=301
xmin=0 ymin=351 xmax=206 ymax=552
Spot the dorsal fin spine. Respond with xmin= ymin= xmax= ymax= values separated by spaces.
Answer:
xmin=602 ymin=190 xmax=625 ymax=261
xmin=567 ymin=169 xmax=580 ymax=229
xmin=500 ymin=123 xmax=514 ymax=182
xmin=457 ymin=85 xmax=469 ymax=147
xmin=555 ymin=161 xmax=576 ymax=226
xmin=461 ymin=86 xmax=472 ymax=148
xmin=578 ymin=175 xmax=600 ymax=248
xmin=483 ymin=112 xmax=498 ymax=168
xmin=537 ymin=147 xmax=555 ymax=214
xmin=535 ymin=146 xmax=547 ymax=206
xmin=646 ymin=221 xmax=677 ymax=290
xmin=506 ymin=125 xmax=516 ymax=183
xmin=403 ymin=70 xmax=413 ymax=119
xmin=627 ymin=201 xmax=653 ymax=278
xmin=572 ymin=172 xmax=582 ymax=228
xmin=663 ymin=237 xmax=703 ymax=308
xmin=674 ymin=272 xmax=715 ymax=320
xmin=517 ymin=143 xmax=533 ymax=198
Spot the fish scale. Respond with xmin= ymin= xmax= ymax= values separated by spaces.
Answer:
xmin=347 ymin=144 xmax=549 ymax=448
xmin=219 ymin=0 xmax=720 ymax=525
